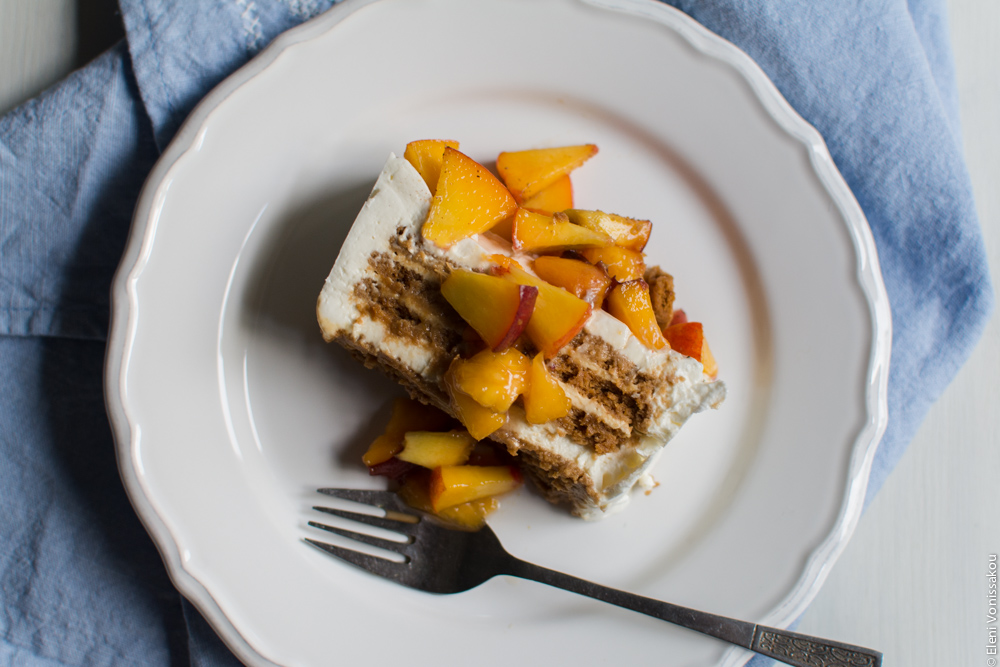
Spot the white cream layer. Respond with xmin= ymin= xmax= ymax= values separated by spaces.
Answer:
xmin=318 ymin=154 xmax=435 ymax=371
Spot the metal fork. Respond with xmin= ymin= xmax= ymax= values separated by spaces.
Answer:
xmin=306 ymin=488 xmax=882 ymax=667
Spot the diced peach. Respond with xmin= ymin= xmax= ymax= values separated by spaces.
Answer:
xmin=450 ymin=389 xmax=507 ymax=440
xmin=489 ymin=255 xmax=524 ymax=272
xmin=701 ymin=338 xmax=718 ymax=379
xmin=397 ymin=430 xmax=475 ymax=468
xmin=444 ymin=369 xmax=507 ymax=440
xmin=441 ymin=269 xmax=537 ymax=351
xmin=521 ymin=174 xmax=573 ymax=214
xmin=429 ymin=465 xmax=523 ymax=512
xmin=362 ymin=436 xmax=404 ymax=469
xmin=397 ymin=470 xmax=499 ymax=530
xmin=422 ymin=147 xmax=518 ymax=247
xmin=663 ymin=321 xmax=718 ymax=378
xmin=605 ymin=280 xmax=667 ymax=350
xmin=669 ymin=308 xmax=688 ymax=326
xmin=523 ymin=353 xmax=572 ymax=424
xmin=496 ymin=144 xmax=598 ymax=203
xmin=449 ymin=349 xmax=530 ymax=412
xmin=403 ymin=139 xmax=459 ymax=192
xmin=496 ymin=266 xmax=592 ymax=358
xmin=436 ymin=496 xmax=499 ymax=530
xmin=560 ymin=209 xmax=652 ymax=251
xmin=488 ymin=215 xmax=514 ymax=243
xmin=396 ymin=469 xmax=435 ymax=512
xmin=662 ymin=321 xmax=704 ymax=360
xmin=511 ymin=208 xmax=612 ymax=253
xmin=532 ymin=255 xmax=612 ymax=308
xmin=579 ymin=246 xmax=646 ymax=281
xmin=362 ymin=397 xmax=452 ymax=467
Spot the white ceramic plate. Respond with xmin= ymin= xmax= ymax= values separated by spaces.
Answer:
xmin=106 ymin=1 xmax=891 ymax=665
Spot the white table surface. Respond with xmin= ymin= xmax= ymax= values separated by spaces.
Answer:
xmin=2 ymin=1 xmax=997 ymax=666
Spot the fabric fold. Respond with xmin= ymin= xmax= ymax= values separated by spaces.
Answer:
xmin=0 ymin=43 xmax=158 ymax=340
xmin=120 ymin=0 xmax=337 ymax=149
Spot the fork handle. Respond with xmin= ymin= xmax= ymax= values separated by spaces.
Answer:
xmin=501 ymin=558 xmax=882 ymax=667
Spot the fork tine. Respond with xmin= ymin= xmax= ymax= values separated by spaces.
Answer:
xmin=311 ymin=505 xmax=419 ymax=534
xmin=317 ymin=488 xmax=400 ymax=507
xmin=308 ymin=520 xmax=411 ymax=556
xmin=304 ymin=538 xmax=406 ymax=576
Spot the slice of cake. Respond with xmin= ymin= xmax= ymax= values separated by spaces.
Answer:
xmin=318 ymin=143 xmax=725 ymax=519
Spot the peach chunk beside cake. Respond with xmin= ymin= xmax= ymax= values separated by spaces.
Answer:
xmin=317 ymin=142 xmax=725 ymax=520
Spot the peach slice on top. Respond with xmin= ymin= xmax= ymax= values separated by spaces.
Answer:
xmin=496 ymin=144 xmax=598 ymax=203
xmin=663 ymin=321 xmax=719 ymax=378
xmin=422 ymin=147 xmax=518 ymax=248
xmin=495 ymin=265 xmax=592 ymax=358
xmin=579 ymin=245 xmax=646 ymax=282
xmin=362 ymin=397 xmax=452 ymax=467
xmin=430 ymin=465 xmax=523 ymax=512
xmin=560 ymin=209 xmax=652 ymax=251
xmin=532 ymin=255 xmax=612 ymax=308
xmin=511 ymin=208 xmax=613 ymax=253
xmin=488 ymin=215 xmax=514 ymax=243
xmin=523 ymin=353 xmax=572 ymax=424
xmin=441 ymin=269 xmax=537 ymax=351
xmin=449 ymin=348 xmax=531 ymax=413
xmin=605 ymin=280 xmax=668 ymax=350
xmin=403 ymin=139 xmax=459 ymax=192
xmin=444 ymin=368 xmax=507 ymax=440
xmin=521 ymin=174 xmax=573 ymax=215
xmin=397 ymin=430 xmax=476 ymax=468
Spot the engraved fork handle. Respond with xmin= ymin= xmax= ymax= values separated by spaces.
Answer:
xmin=502 ymin=557 xmax=882 ymax=667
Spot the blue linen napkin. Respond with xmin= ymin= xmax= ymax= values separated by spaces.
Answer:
xmin=0 ymin=0 xmax=992 ymax=665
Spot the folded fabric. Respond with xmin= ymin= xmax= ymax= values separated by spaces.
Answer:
xmin=0 ymin=1 xmax=991 ymax=666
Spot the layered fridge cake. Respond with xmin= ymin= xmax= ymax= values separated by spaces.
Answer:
xmin=318 ymin=141 xmax=725 ymax=519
